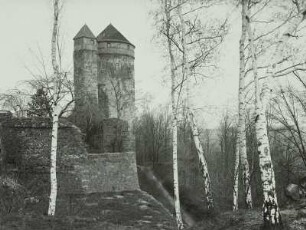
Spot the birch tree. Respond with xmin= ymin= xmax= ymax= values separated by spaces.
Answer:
xmin=155 ymin=0 xmax=227 ymax=225
xmin=25 ymin=0 xmax=72 ymax=214
xmin=176 ymin=0 xmax=214 ymax=210
xmin=233 ymin=0 xmax=253 ymax=211
xmin=164 ymin=0 xmax=184 ymax=228
xmin=48 ymin=0 xmax=61 ymax=216
xmin=246 ymin=0 xmax=306 ymax=226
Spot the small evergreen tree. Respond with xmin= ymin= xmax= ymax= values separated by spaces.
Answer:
xmin=27 ymin=88 xmax=52 ymax=118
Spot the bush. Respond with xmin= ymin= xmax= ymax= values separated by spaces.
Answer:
xmin=0 ymin=176 xmax=26 ymax=214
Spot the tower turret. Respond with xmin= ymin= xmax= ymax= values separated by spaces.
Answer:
xmin=73 ymin=24 xmax=98 ymax=114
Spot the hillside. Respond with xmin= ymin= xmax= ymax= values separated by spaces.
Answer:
xmin=0 ymin=190 xmax=177 ymax=230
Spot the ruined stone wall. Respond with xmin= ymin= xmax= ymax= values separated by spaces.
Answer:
xmin=87 ymin=118 xmax=134 ymax=153
xmin=1 ymin=118 xmax=87 ymax=170
xmin=18 ymin=152 xmax=140 ymax=195
xmin=75 ymin=152 xmax=139 ymax=193
xmin=0 ymin=117 xmax=139 ymax=195
xmin=0 ymin=111 xmax=12 ymax=173
xmin=0 ymin=117 xmax=88 ymax=195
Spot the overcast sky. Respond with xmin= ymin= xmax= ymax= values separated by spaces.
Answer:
xmin=0 ymin=0 xmax=246 ymax=128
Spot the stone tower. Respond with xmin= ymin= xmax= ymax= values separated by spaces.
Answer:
xmin=73 ymin=24 xmax=135 ymax=152
xmin=73 ymin=24 xmax=98 ymax=112
xmin=96 ymin=24 xmax=135 ymax=124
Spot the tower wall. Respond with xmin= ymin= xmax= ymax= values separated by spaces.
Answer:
xmin=97 ymin=41 xmax=135 ymax=125
xmin=73 ymin=37 xmax=98 ymax=112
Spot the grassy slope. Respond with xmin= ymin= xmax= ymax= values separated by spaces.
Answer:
xmin=189 ymin=208 xmax=306 ymax=230
xmin=0 ymin=190 xmax=177 ymax=230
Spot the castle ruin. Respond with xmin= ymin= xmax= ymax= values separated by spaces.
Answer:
xmin=73 ymin=24 xmax=135 ymax=153
xmin=0 ymin=24 xmax=140 ymax=195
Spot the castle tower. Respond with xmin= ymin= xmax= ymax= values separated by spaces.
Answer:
xmin=96 ymin=24 xmax=135 ymax=125
xmin=73 ymin=24 xmax=98 ymax=113
xmin=73 ymin=24 xmax=136 ymax=152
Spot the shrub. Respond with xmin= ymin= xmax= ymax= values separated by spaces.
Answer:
xmin=0 ymin=176 xmax=26 ymax=214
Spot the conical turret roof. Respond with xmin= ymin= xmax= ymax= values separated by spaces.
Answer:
xmin=97 ymin=24 xmax=134 ymax=47
xmin=74 ymin=24 xmax=96 ymax=40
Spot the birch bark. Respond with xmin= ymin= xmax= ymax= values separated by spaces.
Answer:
xmin=187 ymin=111 xmax=214 ymax=209
xmin=164 ymin=0 xmax=184 ymax=228
xmin=176 ymin=0 xmax=214 ymax=210
xmin=246 ymin=3 xmax=305 ymax=226
xmin=236 ymin=0 xmax=252 ymax=210
xmin=48 ymin=107 xmax=59 ymax=216
xmin=247 ymin=15 xmax=280 ymax=228
xmin=48 ymin=0 xmax=60 ymax=216
xmin=233 ymin=142 xmax=239 ymax=211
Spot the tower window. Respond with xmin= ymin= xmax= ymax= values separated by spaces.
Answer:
xmin=107 ymin=42 xmax=111 ymax=48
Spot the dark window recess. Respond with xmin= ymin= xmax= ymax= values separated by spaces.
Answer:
xmin=98 ymin=84 xmax=109 ymax=118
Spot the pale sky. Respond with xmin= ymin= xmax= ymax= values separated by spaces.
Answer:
xmin=0 ymin=0 xmax=245 ymax=128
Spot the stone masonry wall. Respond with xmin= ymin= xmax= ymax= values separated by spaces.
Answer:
xmin=97 ymin=54 xmax=135 ymax=125
xmin=1 ymin=118 xmax=87 ymax=170
xmin=74 ymin=152 xmax=139 ymax=193
xmin=87 ymin=118 xmax=134 ymax=153
xmin=0 ymin=117 xmax=88 ymax=195
xmin=0 ymin=117 xmax=139 ymax=195
xmin=74 ymin=37 xmax=98 ymax=114
xmin=16 ymin=152 xmax=140 ymax=195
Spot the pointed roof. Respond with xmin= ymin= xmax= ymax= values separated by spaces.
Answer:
xmin=74 ymin=24 xmax=96 ymax=40
xmin=97 ymin=24 xmax=134 ymax=47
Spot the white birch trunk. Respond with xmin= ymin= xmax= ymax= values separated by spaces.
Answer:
xmin=48 ymin=0 xmax=60 ymax=216
xmin=172 ymin=113 xmax=184 ymax=229
xmin=232 ymin=141 xmax=239 ymax=211
xmin=246 ymin=4 xmax=305 ymax=226
xmin=187 ymin=110 xmax=214 ymax=209
xmin=247 ymin=17 xmax=281 ymax=229
xmin=164 ymin=1 xmax=184 ymax=228
xmin=240 ymin=121 xmax=252 ymax=208
xmin=237 ymin=0 xmax=252 ymax=209
xmin=48 ymin=107 xmax=59 ymax=216
xmin=177 ymin=0 xmax=214 ymax=210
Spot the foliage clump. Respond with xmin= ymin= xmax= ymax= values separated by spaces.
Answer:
xmin=0 ymin=176 xmax=26 ymax=215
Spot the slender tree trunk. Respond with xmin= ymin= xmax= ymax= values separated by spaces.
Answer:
xmin=48 ymin=0 xmax=60 ymax=216
xmin=164 ymin=1 xmax=184 ymax=228
xmin=237 ymin=0 xmax=253 ymax=209
xmin=247 ymin=17 xmax=281 ymax=229
xmin=187 ymin=110 xmax=214 ymax=209
xmin=247 ymin=4 xmax=305 ymax=226
xmin=233 ymin=142 xmax=239 ymax=211
xmin=177 ymin=0 xmax=214 ymax=210
xmin=247 ymin=9 xmax=278 ymax=228
xmin=48 ymin=107 xmax=59 ymax=216
xmin=172 ymin=112 xmax=184 ymax=229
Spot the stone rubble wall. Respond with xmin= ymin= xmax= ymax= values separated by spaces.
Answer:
xmin=0 ymin=117 xmax=139 ymax=195
xmin=73 ymin=152 xmax=139 ymax=194
xmin=0 ymin=118 xmax=87 ymax=170
xmin=87 ymin=118 xmax=134 ymax=153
